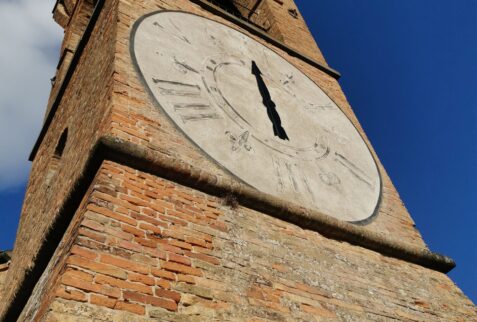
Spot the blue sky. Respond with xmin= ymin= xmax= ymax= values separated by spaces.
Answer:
xmin=0 ymin=0 xmax=475 ymax=306
xmin=296 ymin=0 xmax=477 ymax=303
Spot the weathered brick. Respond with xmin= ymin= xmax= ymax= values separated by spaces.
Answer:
xmin=95 ymin=274 xmax=153 ymax=295
xmin=67 ymin=255 xmax=127 ymax=279
xmin=148 ymin=295 xmax=178 ymax=311
xmin=63 ymin=269 xmax=94 ymax=282
xmin=300 ymin=304 xmax=336 ymax=317
xmin=121 ymin=224 xmax=145 ymax=238
xmin=90 ymin=293 xmax=117 ymax=309
xmin=156 ymin=278 xmax=172 ymax=289
xmin=114 ymin=301 xmax=145 ymax=315
xmin=167 ymin=252 xmax=191 ymax=266
xmin=87 ymin=204 xmax=137 ymax=226
xmin=78 ymin=227 xmax=107 ymax=243
xmin=61 ymin=274 xmax=121 ymax=298
xmin=70 ymin=245 xmax=99 ymax=261
xmin=161 ymin=261 xmax=202 ymax=277
xmin=143 ymin=246 xmax=167 ymax=260
xmin=55 ymin=286 xmax=87 ymax=302
xmin=139 ymin=222 xmax=165 ymax=234
xmin=154 ymin=288 xmax=181 ymax=302
xmin=128 ymin=272 xmax=155 ymax=286
xmin=184 ymin=250 xmax=220 ymax=265
xmin=81 ymin=219 xmax=105 ymax=232
xmin=100 ymin=254 xmax=149 ymax=274
xmin=117 ymin=239 xmax=143 ymax=253
xmin=151 ymin=268 xmax=176 ymax=281
xmin=135 ymin=237 xmax=158 ymax=248
xmin=168 ymin=240 xmax=193 ymax=251
xmin=177 ymin=274 xmax=195 ymax=284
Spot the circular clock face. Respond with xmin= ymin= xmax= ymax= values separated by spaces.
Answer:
xmin=131 ymin=11 xmax=381 ymax=222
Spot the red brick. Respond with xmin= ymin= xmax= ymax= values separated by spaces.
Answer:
xmin=135 ymin=237 xmax=158 ymax=248
xmin=121 ymin=194 xmax=149 ymax=207
xmin=148 ymin=296 xmax=178 ymax=311
xmin=141 ymin=207 xmax=157 ymax=217
xmin=156 ymin=278 xmax=172 ymax=289
xmin=128 ymin=272 xmax=155 ymax=286
xmin=162 ymin=229 xmax=186 ymax=241
xmin=161 ymin=261 xmax=202 ymax=277
xmin=165 ymin=210 xmax=200 ymax=224
xmin=81 ymin=219 xmax=105 ymax=232
xmin=61 ymin=274 xmax=121 ymax=298
xmin=210 ymin=220 xmax=228 ymax=232
xmin=95 ymin=273 xmax=153 ymax=295
xmin=185 ymin=236 xmax=208 ymax=248
xmin=167 ymin=252 xmax=191 ymax=266
xmin=100 ymin=254 xmax=149 ymax=274
xmin=157 ymin=240 xmax=184 ymax=254
xmin=143 ymin=246 xmax=167 ymax=260
xmin=93 ymin=192 xmax=140 ymax=212
xmin=87 ymin=204 xmax=137 ymax=226
xmin=184 ymin=251 xmax=220 ymax=265
xmin=124 ymin=290 xmax=177 ymax=311
xmin=132 ymin=212 xmax=168 ymax=227
xmin=155 ymin=287 xmax=181 ymax=302
xmin=90 ymin=294 xmax=117 ymax=309
xmin=55 ymin=286 xmax=87 ymax=302
xmin=76 ymin=237 xmax=109 ymax=252
xmin=64 ymin=268 xmax=94 ymax=282
xmin=123 ymin=181 xmax=145 ymax=194
xmin=177 ymin=274 xmax=195 ymax=284
xmin=168 ymin=240 xmax=193 ymax=251
xmin=78 ymin=227 xmax=107 ymax=243
xmin=191 ymin=246 xmax=214 ymax=255
xmin=71 ymin=245 xmax=99 ymax=261
xmin=115 ymin=301 xmax=145 ymax=315
xmin=121 ymin=224 xmax=145 ymax=237
xmin=123 ymin=290 xmax=147 ymax=303
xmin=139 ymin=222 xmax=165 ymax=234
xmin=151 ymin=268 xmax=176 ymax=281
xmin=145 ymin=190 xmax=158 ymax=199
xmin=117 ymin=239 xmax=143 ymax=253
xmin=115 ymin=206 xmax=129 ymax=215
xmin=105 ymin=227 xmax=134 ymax=241
xmin=67 ymin=255 xmax=127 ymax=279
xmin=158 ymin=214 xmax=187 ymax=226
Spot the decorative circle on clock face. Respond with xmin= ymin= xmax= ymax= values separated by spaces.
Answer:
xmin=131 ymin=11 xmax=381 ymax=223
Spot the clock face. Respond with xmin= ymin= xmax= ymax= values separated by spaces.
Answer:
xmin=131 ymin=11 xmax=381 ymax=223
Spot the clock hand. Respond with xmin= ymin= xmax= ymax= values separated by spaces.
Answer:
xmin=251 ymin=61 xmax=290 ymax=141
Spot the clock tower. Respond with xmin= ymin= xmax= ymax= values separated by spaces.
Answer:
xmin=1 ymin=0 xmax=475 ymax=321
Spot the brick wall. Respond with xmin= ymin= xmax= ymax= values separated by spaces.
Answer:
xmin=0 ymin=0 xmax=118 ymax=315
xmin=22 ymin=162 xmax=476 ymax=321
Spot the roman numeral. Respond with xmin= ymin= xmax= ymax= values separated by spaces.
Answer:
xmin=152 ymin=79 xmax=201 ymax=97
xmin=151 ymin=79 xmax=221 ymax=123
xmin=272 ymin=157 xmax=315 ymax=202
xmin=305 ymin=102 xmax=335 ymax=111
xmin=173 ymin=102 xmax=220 ymax=123
xmin=334 ymin=152 xmax=374 ymax=189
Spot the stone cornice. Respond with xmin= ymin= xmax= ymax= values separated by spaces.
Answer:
xmin=99 ymin=136 xmax=455 ymax=274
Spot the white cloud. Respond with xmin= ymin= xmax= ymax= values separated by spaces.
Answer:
xmin=0 ymin=0 xmax=62 ymax=190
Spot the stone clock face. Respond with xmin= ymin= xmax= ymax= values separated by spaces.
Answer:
xmin=131 ymin=11 xmax=381 ymax=222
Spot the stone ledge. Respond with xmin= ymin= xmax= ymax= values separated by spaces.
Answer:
xmin=97 ymin=135 xmax=455 ymax=274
